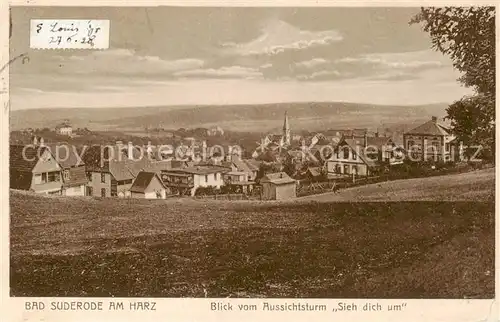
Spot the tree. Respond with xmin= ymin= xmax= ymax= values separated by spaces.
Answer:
xmin=410 ymin=7 xmax=495 ymax=157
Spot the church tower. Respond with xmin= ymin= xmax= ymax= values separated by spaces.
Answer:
xmin=282 ymin=111 xmax=291 ymax=146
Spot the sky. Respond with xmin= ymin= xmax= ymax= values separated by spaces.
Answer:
xmin=9 ymin=7 xmax=473 ymax=110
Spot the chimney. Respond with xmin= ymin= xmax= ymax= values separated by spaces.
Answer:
xmin=363 ymin=131 xmax=368 ymax=147
xmin=431 ymin=116 xmax=437 ymax=123
xmin=127 ymin=141 xmax=134 ymax=160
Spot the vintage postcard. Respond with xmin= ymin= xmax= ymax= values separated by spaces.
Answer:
xmin=2 ymin=2 xmax=498 ymax=322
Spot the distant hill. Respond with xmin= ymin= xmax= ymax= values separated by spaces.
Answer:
xmin=9 ymin=102 xmax=449 ymax=133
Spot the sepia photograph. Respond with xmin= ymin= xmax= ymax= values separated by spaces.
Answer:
xmin=8 ymin=6 xmax=495 ymax=299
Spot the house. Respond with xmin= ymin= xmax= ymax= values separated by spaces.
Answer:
xmin=130 ymin=171 xmax=167 ymax=199
xmin=55 ymin=120 xmax=73 ymax=136
xmin=260 ymin=172 xmax=297 ymax=200
xmin=10 ymin=144 xmax=63 ymax=194
xmin=219 ymin=158 xmax=259 ymax=193
xmin=326 ymin=134 xmax=398 ymax=177
xmin=403 ymin=116 xmax=456 ymax=162
xmin=82 ymin=143 xmax=151 ymax=197
xmin=207 ymin=126 xmax=225 ymax=136
xmin=160 ymin=165 xmax=230 ymax=196
xmin=44 ymin=143 xmax=88 ymax=196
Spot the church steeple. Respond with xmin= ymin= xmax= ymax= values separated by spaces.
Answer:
xmin=283 ymin=111 xmax=290 ymax=146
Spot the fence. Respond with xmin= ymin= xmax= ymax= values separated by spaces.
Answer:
xmin=297 ymin=176 xmax=382 ymax=197
xmin=296 ymin=161 xmax=493 ymax=197
xmin=193 ymin=193 xmax=255 ymax=201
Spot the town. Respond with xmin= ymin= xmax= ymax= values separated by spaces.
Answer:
xmin=8 ymin=6 xmax=495 ymax=301
xmin=9 ymin=112 xmax=484 ymax=201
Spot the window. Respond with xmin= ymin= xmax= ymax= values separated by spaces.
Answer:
xmin=86 ymin=187 xmax=93 ymax=196
xmin=352 ymin=151 xmax=357 ymax=160
xmin=343 ymin=165 xmax=349 ymax=174
xmin=34 ymin=174 xmax=42 ymax=184
xmin=342 ymin=146 xmax=349 ymax=159
xmin=86 ymin=172 xmax=92 ymax=182
xmin=352 ymin=165 xmax=358 ymax=175
xmin=47 ymin=172 xmax=59 ymax=182
xmin=63 ymin=170 xmax=70 ymax=181
xmin=214 ymin=173 xmax=217 ymax=181
xmin=41 ymin=173 xmax=47 ymax=183
xmin=407 ymin=140 xmax=415 ymax=150
xmin=101 ymin=173 xmax=106 ymax=183
xmin=335 ymin=165 xmax=341 ymax=173
xmin=205 ymin=175 xmax=208 ymax=182
xmin=101 ymin=188 xmax=106 ymax=197
xmin=445 ymin=143 xmax=450 ymax=152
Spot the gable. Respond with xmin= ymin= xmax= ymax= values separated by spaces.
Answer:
xmin=32 ymin=149 xmax=61 ymax=173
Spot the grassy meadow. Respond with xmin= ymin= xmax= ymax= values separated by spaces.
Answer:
xmin=9 ymin=169 xmax=495 ymax=298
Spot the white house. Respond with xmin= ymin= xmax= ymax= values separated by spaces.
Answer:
xmin=130 ymin=171 xmax=167 ymax=199
xmin=160 ymin=165 xmax=230 ymax=196
xmin=55 ymin=120 xmax=73 ymax=136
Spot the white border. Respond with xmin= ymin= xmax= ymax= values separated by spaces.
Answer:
xmin=1 ymin=2 xmax=498 ymax=322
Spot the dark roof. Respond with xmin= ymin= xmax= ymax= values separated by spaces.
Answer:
xmin=141 ymin=160 xmax=185 ymax=174
xmin=406 ymin=119 xmax=450 ymax=136
xmin=82 ymin=144 xmax=155 ymax=181
xmin=55 ymin=122 xmax=71 ymax=129
xmin=232 ymin=158 xmax=253 ymax=173
xmin=244 ymin=159 xmax=260 ymax=171
xmin=261 ymin=172 xmax=296 ymax=185
xmin=339 ymin=138 xmax=377 ymax=168
xmin=307 ymin=167 xmax=322 ymax=177
xmin=10 ymin=170 xmax=32 ymax=190
xmin=366 ymin=136 xmax=394 ymax=148
xmin=164 ymin=165 xmax=231 ymax=175
xmin=10 ymin=144 xmax=49 ymax=172
xmin=130 ymin=171 xmax=165 ymax=193
xmin=109 ymin=158 xmax=150 ymax=181
xmin=63 ymin=165 xmax=88 ymax=187
xmin=267 ymin=134 xmax=283 ymax=143
xmin=44 ymin=143 xmax=85 ymax=168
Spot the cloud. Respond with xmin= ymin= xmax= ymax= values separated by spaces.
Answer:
xmin=297 ymin=70 xmax=342 ymax=81
xmin=294 ymin=58 xmax=329 ymax=69
xmin=336 ymin=50 xmax=449 ymax=70
xmin=174 ymin=65 xmax=263 ymax=79
xmin=55 ymin=49 xmax=205 ymax=76
xmin=221 ymin=20 xmax=342 ymax=56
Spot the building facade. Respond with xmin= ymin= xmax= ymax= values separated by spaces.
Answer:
xmin=44 ymin=143 xmax=88 ymax=196
xmin=55 ymin=120 xmax=73 ymax=136
xmin=260 ymin=172 xmax=296 ymax=200
xmin=403 ymin=116 xmax=456 ymax=162
xmin=161 ymin=165 xmax=230 ymax=196
xmin=130 ymin=171 xmax=167 ymax=199
xmin=326 ymin=135 xmax=397 ymax=177
xmin=10 ymin=144 xmax=63 ymax=194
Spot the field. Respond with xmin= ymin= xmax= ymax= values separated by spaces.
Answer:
xmin=10 ymin=170 xmax=495 ymax=298
xmin=300 ymin=168 xmax=496 ymax=202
